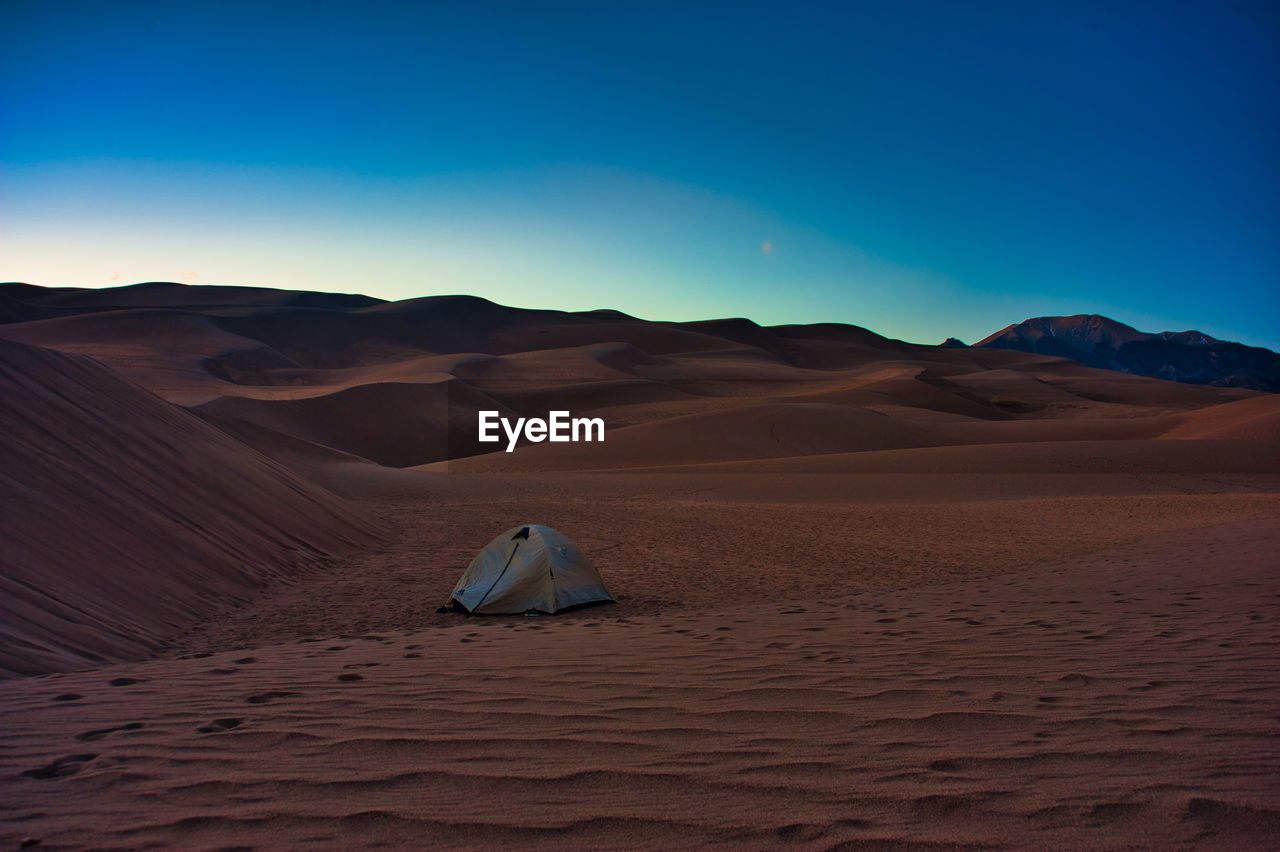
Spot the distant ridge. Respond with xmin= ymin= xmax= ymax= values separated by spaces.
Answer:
xmin=0 ymin=280 xmax=384 ymax=317
xmin=976 ymin=314 xmax=1280 ymax=392
xmin=5 ymin=284 xmax=1276 ymax=392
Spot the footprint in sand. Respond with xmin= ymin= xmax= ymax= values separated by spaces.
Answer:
xmin=75 ymin=722 xmax=144 ymax=741
xmin=244 ymin=691 xmax=299 ymax=704
xmin=775 ymin=823 xmax=827 ymax=843
xmin=196 ymin=718 xmax=242 ymax=734
xmin=22 ymin=754 xmax=97 ymax=780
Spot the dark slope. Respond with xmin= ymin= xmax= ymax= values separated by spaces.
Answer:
xmin=0 ymin=338 xmax=384 ymax=677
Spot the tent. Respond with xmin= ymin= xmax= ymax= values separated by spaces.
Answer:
xmin=445 ymin=525 xmax=615 ymax=614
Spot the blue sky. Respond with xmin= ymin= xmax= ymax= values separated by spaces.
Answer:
xmin=3 ymin=1 xmax=1277 ymax=348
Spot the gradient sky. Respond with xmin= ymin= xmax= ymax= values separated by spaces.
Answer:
xmin=3 ymin=1 xmax=1278 ymax=348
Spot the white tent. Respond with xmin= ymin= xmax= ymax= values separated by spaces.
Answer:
xmin=446 ymin=525 xmax=615 ymax=614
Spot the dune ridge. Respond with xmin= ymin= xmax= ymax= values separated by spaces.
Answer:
xmin=2 ymin=283 xmax=1266 ymax=471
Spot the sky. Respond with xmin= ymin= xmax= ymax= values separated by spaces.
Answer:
xmin=3 ymin=1 xmax=1278 ymax=348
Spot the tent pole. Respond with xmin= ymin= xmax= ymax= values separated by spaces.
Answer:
xmin=473 ymin=543 xmax=519 ymax=612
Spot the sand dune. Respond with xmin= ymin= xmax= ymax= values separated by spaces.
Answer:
xmin=0 ymin=339 xmax=383 ymax=677
xmin=196 ymin=379 xmax=516 ymax=467
xmin=439 ymin=402 xmax=935 ymax=471
xmin=640 ymin=437 xmax=1280 ymax=478
xmin=192 ymin=409 xmax=382 ymax=471
xmin=1161 ymin=393 xmax=1280 ymax=441
xmin=3 ymin=283 xmax=1267 ymax=475
xmin=1 ymin=282 xmax=1277 ymax=848
xmin=0 ymin=308 xmax=289 ymax=403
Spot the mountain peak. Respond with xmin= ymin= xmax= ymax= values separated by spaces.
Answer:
xmin=976 ymin=314 xmax=1279 ymax=392
xmin=978 ymin=315 xmax=1147 ymax=352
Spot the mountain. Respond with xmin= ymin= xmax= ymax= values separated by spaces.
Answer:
xmin=976 ymin=315 xmax=1280 ymax=392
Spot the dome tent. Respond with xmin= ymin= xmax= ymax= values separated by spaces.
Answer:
xmin=445 ymin=525 xmax=615 ymax=614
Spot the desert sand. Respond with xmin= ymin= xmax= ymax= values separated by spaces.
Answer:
xmin=1 ymin=282 xmax=1278 ymax=849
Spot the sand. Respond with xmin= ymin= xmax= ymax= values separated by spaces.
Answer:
xmin=1 ymin=282 xmax=1278 ymax=848
xmin=0 ymin=338 xmax=383 ymax=677
xmin=2 ymin=511 xmax=1277 ymax=849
